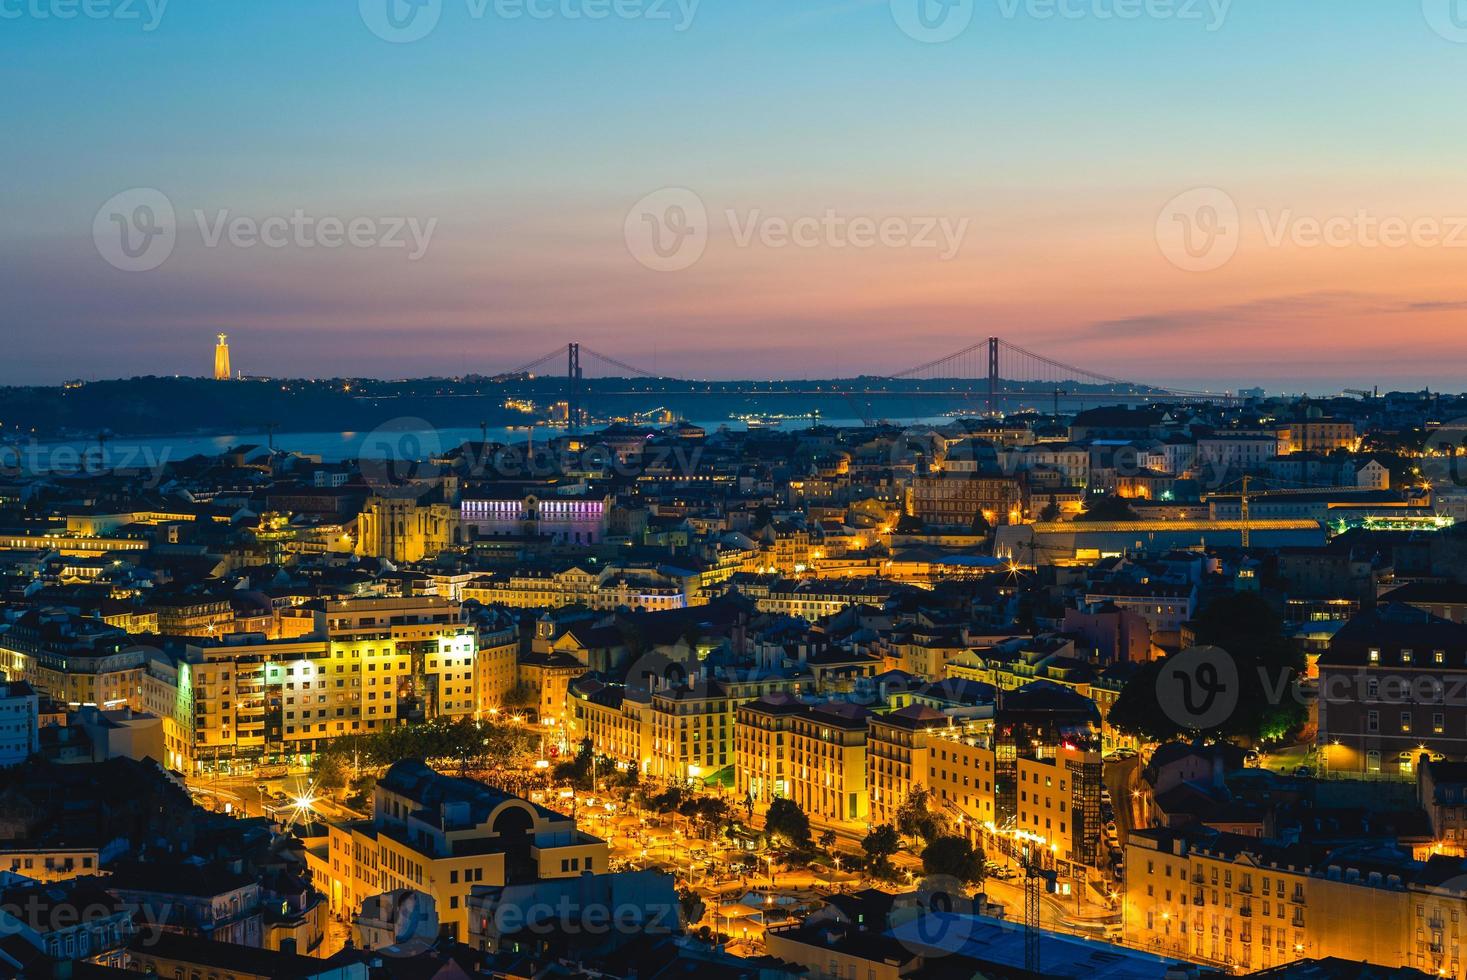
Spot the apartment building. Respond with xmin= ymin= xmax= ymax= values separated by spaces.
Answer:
xmin=909 ymin=471 xmax=1027 ymax=528
xmin=568 ymin=679 xmax=653 ymax=768
xmin=572 ymin=669 xmax=806 ymax=783
xmin=462 ymin=565 xmax=690 ymax=612
xmin=734 ymin=695 xmax=870 ymax=825
xmin=1279 ymin=419 xmax=1359 ymax=455
xmin=0 ymin=679 xmax=38 ymax=766
xmin=136 ymin=598 xmax=495 ymax=772
xmin=0 ymin=610 xmax=145 ymax=711
xmin=754 ymin=579 xmax=898 ymax=620
xmin=734 ymin=694 xmax=801 ymax=808
xmin=1317 ymin=604 xmax=1467 ymax=777
xmin=868 ymin=704 xmax=953 ymax=828
xmin=312 ymin=760 xmax=608 ymax=941
xmin=1125 ymin=827 xmax=1467 ymax=977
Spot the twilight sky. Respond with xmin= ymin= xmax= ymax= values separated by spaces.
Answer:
xmin=4 ymin=0 xmax=1467 ymax=391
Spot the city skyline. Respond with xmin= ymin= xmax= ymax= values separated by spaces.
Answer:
xmin=4 ymin=2 xmax=1467 ymax=388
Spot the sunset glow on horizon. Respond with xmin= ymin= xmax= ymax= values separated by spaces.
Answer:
xmin=5 ymin=0 xmax=1467 ymax=391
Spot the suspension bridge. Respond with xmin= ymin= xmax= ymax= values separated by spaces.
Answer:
xmin=499 ymin=338 xmax=1233 ymax=427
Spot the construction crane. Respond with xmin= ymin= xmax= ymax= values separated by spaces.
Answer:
xmin=1343 ymin=387 xmax=1375 ymax=400
xmin=1021 ymin=841 xmax=1058 ymax=973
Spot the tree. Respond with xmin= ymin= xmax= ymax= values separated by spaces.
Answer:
xmin=1189 ymin=592 xmax=1307 ymax=742
xmin=1109 ymin=593 xmax=1307 ymax=744
xmin=554 ymin=738 xmax=596 ymax=789
xmin=753 ymin=503 xmax=774 ymax=530
xmin=861 ymin=824 xmax=901 ymax=878
xmin=921 ymin=835 xmax=985 ymax=885
xmin=503 ymin=683 xmax=537 ymax=711
xmin=1076 ymin=495 xmax=1140 ymax=523
xmin=969 ymin=509 xmax=992 ymax=536
xmin=817 ymin=829 xmax=838 ymax=852
xmin=646 ymin=787 xmax=687 ymax=814
xmin=765 ymin=798 xmax=811 ymax=849
xmin=895 ymin=788 xmax=948 ymax=846
xmin=1039 ymin=495 xmax=1061 ymax=522
xmin=310 ymin=752 xmax=348 ymax=795
xmin=678 ymin=888 xmax=706 ymax=927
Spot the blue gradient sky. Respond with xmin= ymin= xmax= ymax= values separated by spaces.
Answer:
xmin=3 ymin=0 xmax=1467 ymax=390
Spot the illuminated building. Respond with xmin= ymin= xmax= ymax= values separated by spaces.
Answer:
xmin=1317 ymin=604 xmax=1467 ymax=777
xmin=356 ymin=494 xmax=460 ymax=564
xmin=909 ymin=472 xmax=1027 ymax=528
xmin=751 ymin=523 xmax=811 ymax=574
xmin=0 ymin=611 xmax=145 ymax=713
xmin=147 ymin=594 xmax=235 ymax=637
xmin=214 ymin=332 xmax=231 ymax=381
xmin=1278 ymin=418 xmax=1358 ymax=455
xmin=734 ymin=694 xmax=798 ymax=807
xmin=867 ymin=704 xmax=952 ymax=828
xmin=735 ymin=695 xmax=869 ymax=825
xmin=1123 ymin=827 xmax=1467 ymax=976
xmin=752 ymin=579 xmax=898 ymax=619
xmin=461 ymin=565 xmax=690 ymax=612
xmin=136 ymin=598 xmax=500 ymax=772
xmin=460 ymin=493 xmax=609 ymax=546
xmin=568 ymin=679 xmax=653 ymax=768
xmin=309 ymin=760 xmax=608 ymax=941
xmin=569 ymin=671 xmax=805 ymax=781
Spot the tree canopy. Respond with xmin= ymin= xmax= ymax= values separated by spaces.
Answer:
xmin=1109 ymin=592 xmax=1306 ymax=743
xmin=765 ymin=798 xmax=812 ymax=849
xmin=921 ymin=835 xmax=985 ymax=885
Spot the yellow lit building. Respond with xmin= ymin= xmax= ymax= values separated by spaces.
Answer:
xmin=138 ymin=598 xmax=497 ymax=772
xmin=568 ymin=680 xmax=653 ymax=769
xmin=867 ymin=704 xmax=953 ymax=828
xmin=783 ymin=700 xmax=870 ymax=825
xmin=461 ymin=565 xmax=690 ymax=612
xmin=311 ymin=759 xmax=608 ymax=941
xmin=356 ymin=494 xmax=459 ymax=564
xmin=1122 ymin=828 xmax=1467 ymax=976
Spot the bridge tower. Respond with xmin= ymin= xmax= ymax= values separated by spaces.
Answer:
xmin=986 ymin=336 xmax=1000 ymax=416
xmin=567 ymin=342 xmax=583 ymax=432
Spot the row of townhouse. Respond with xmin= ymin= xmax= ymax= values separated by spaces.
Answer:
xmin=731 ymin=686 xmax=1106 ymax=869
xmin=568 ymin=669 xmax=810 ymax=783
xmin=1125 ymin=826 xmax=1467 ymax=978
